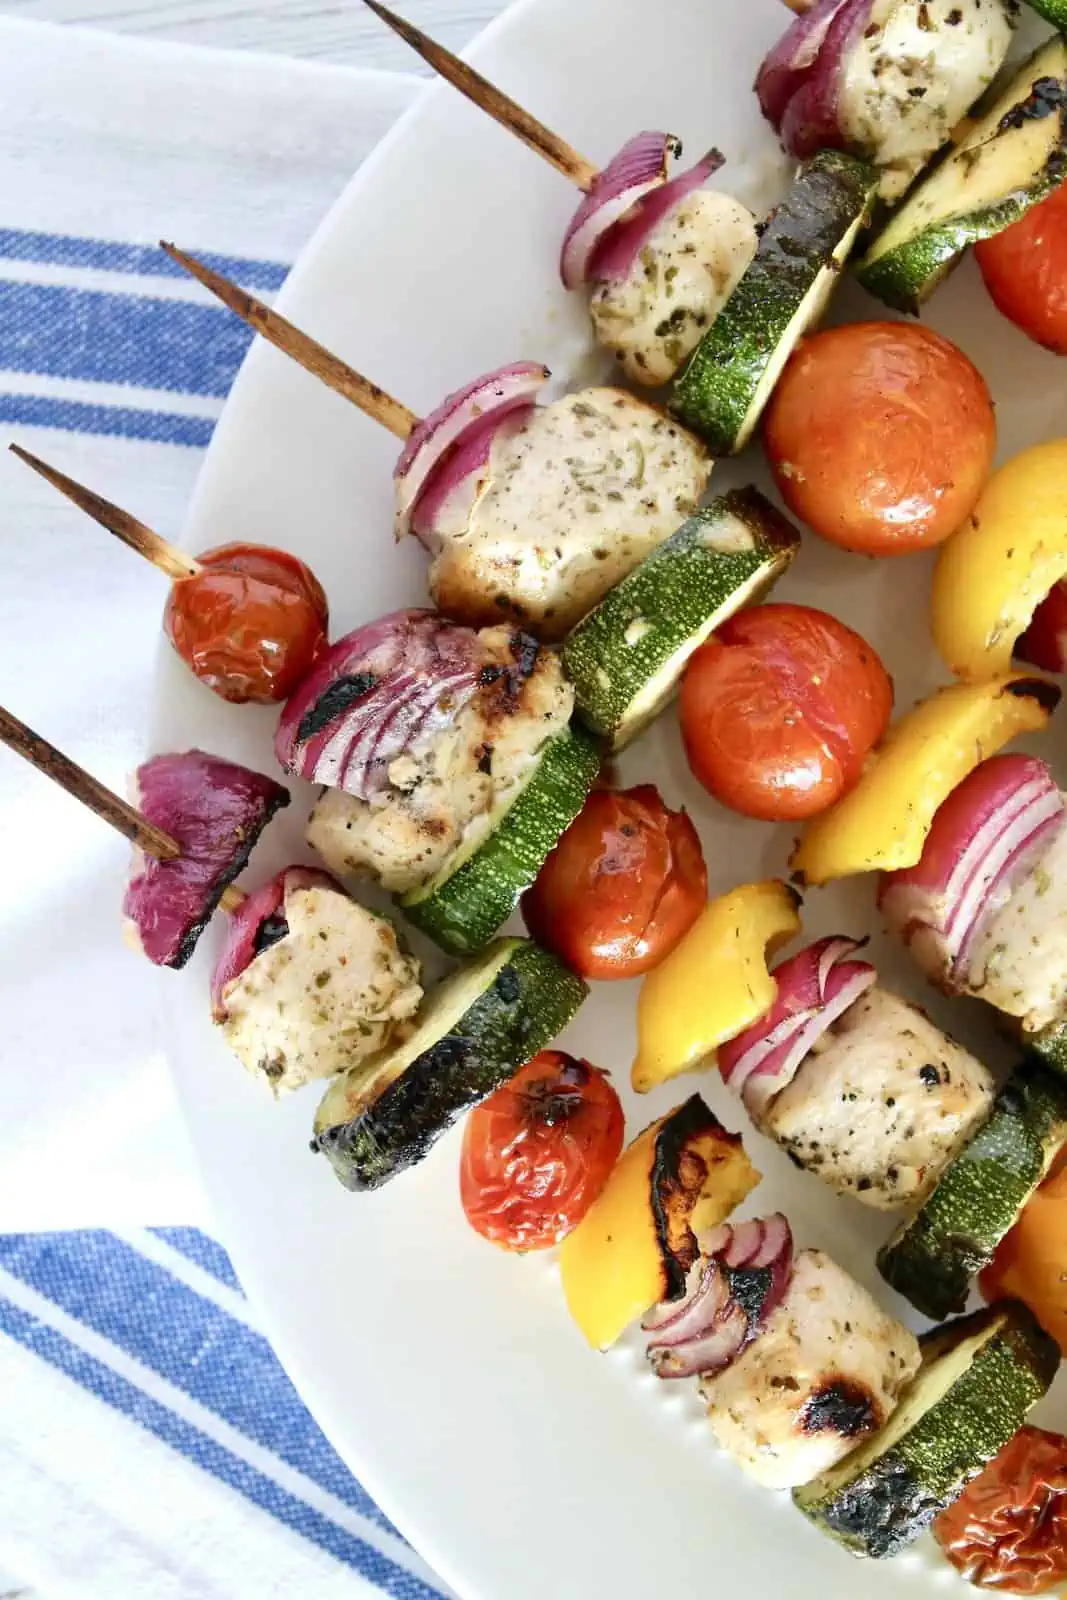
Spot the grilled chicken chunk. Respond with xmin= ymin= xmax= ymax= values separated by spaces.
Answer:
xmin=307 ymin=626 xmax=573 ymax=895
xmin=427 ymin=389 xmax=710 ymax=640
xmin=702 ymin=1249 xmax=921 ymax=1489
xmin=589 ymin=192 xmax=757 ymax=386
xmin=966 ymin=820 xmax=1067 ymax=1035
xmin=215 ymin=881 xmax=422 ymax=1096
xmin=761 ymin=986 xmax=994 ymax=1209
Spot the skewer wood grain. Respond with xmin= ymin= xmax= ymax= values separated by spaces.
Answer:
xmin=160 ymin=243 xmax=418 ymax=441
xmin=9 ymin=445 xmax=200 ymax=582
xmin=0 ymin=707 xmax=244 ymax=909
xmin=359 ymin=0 xmax=599 ymax=192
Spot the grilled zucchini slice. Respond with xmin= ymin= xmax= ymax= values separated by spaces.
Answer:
xmin=794 ymin=1300 xmax=1060 ymax=1559
xmin=312 ymin=936 xmax=587 ymax=1191
xmin=877 ymin=1060 xmax=1067 ymax=1320
xmin=857 ymin=37 xmax=1067 ymax=313
xmin=562 ymin=489 xmax=800 ymax=750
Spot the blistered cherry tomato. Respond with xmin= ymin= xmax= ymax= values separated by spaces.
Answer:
xmin=460 ymin=1051 xmax=625 ymax=1251
xmin=521 ymin=785 xmax=707 ymax=980
xmin=763 ymin=322 xmax=996 ymax=555
xmin=680 ymin=603 xmax=893 ymax=821
xmin=164 ymin=542 xmax=328 ymax=704
xmin=934 ymin=1426 xmax=1067 ymax=1594
xmin=977 ymin=183 xmax=1067 ymax=355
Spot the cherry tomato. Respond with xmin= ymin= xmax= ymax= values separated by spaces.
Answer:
xmin=521 ymin=785 xmax=707 ymax=980
xmin=763 ymin=322 xmax=996 ymax=555
xmin=164 ymin=542 xmax=328 ymax=704
xmin=977 ymin=182 xmax=1067 ymax=355
xmin=679 ymin=603 xmax=893 ymax=821
xmin=934 ymin=1426 xmax=1067 ymax=1594
xmin=981 ymin=1155 xmax=1067 ymax=1356
xmin=460 ymin=1051 xmax=625 ymax=1251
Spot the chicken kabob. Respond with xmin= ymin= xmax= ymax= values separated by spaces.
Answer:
xmin=159 ymin=243 xmax=710 ymax=640
xmin=0 ymin=705 xmax=426 ymax=1098
xmin=10 ymin=445 xmax=328 ymax=707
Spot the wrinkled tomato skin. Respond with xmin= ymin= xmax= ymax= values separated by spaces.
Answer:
xmin=977 ymin=183 xmax=1067 ymax=355
xmin=164 ymin=542 xmax=328 ymax=704
xmin=459 ymin=1051 xmax=625 ymax=1251
xmin=763 ymin=322 xmax=996 ymax=555
xmin=934 ymin=1426 xmax=1067 ymax=1594
xmin=680 ymin=602 xmax=893 ymax=821
xmin=521 ymin=785 xmax=707 ymax=980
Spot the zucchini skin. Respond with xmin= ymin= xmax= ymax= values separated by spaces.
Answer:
xmin=1026 ymin=0 xmax=1067 ymax=22
xmin=401 ymin=724 xmax=602 ymax=955
xmin=857 ymin=44 xmax=1067 ymax=313
xmin=313 ymin=940 xmax=587 ymax=1192
xmin=562 ymin=489 xmax=800 ymax=749
xmin=1023 ymin=1015 xmax=1067 ymax=1081
xmin=794 ymin=1301 xmax=1060 ymax=1560
xmin=877 ymin=1061 xmax=1067 ymax=1320
xmin=670 ymin=150 xmax=876 ymax=454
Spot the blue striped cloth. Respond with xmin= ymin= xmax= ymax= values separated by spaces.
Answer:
xmin=0 ymin=20 xmax=451 ymax=1598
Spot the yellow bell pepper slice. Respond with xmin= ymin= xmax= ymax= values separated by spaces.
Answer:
xmin=933 ymin=440 xmax=1067 ymax=681
xmin=631 ymin=880 xmax=801 ymax=1094
xmin=559 ymin=1094 xmax=759 ymax=1350
xmin=791 ymin=674 xmax=1059 ymax=887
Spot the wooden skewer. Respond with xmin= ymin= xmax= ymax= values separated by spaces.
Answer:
xmin=10 ymin=444 xmax=201 ymax=582
xmin=360 ymin=0 xmax=599 ymax=192
xmin=0 ymin=706 xmax=244 ymax=910
xmin=160 ymin=242 xmax=419 ymax=442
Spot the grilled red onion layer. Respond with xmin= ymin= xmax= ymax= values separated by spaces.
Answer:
xmin=879 ymin=755 xmax=1065 ymax=991
xmin=210 ymin=864 xmax=339 ymax=1016
xmin=410 ymin=405 xmax=532 ymax=551
xmin=589 ymin=148 xmax=726 ymax=285
xmin=643 ymin=1214 xmax=794 ymax=1380
xmin=560 ymin=131 xmax=679 ymax=290
xmin=756 ymin=0 xmax=872 ymax=160
xmin=123 ymin=751 xmax=289 ymax=969
xmin=393 ymin=362 xmax=548 ymax=541
xmin=718 ymin=937 xmax=877 ymax=1120
xmin=1016 ymin=580 xmax=1067 ymax=676
xmin=275 ymin=609 xmax=485 ymax=800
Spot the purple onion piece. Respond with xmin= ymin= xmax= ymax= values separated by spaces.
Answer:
xmin=123 ymin=751 xmax=289 ymax=969
xmin=560 ymin=130 xmax=678 ymax=290
xmin=589 ymin=149 xmax=725 ymax=285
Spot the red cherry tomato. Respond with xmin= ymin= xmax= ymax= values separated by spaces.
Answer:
xmin=763 ymin=322 xmax=996 ymax=555
xmin=460 ymin=1051 xmax=625 ymax=1251
xmin=164 ymin=542 xmax=328 ymax=704
xmin=934 ymin=1427 xmax=1067 ymax=1594
xmin=679 ymin=602 xmax=893 ymax=821
xmin=521 ymin=785 xmax=707 ymax=980
xmin=976 ymin=182 xmax=1067 ymax=354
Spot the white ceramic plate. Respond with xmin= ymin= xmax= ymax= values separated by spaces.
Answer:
xmin=157 ymin=1 xmax=1067 ymax=1595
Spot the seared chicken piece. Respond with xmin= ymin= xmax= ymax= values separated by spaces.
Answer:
xmin=428 ymin=388 xmax=710 ymax=640
xmin=307 ymin=625 xmax=573 ymax=895
xmin=966 ymin=820 xmax=1067 ymax=1035
xmin=761 ymin=987 xmax=994 ymax=1209
xmin=702 ymin=1249 xmax=921 ymax=1489
xmin=215 ymin=881 xmax=422 ymax=1097
xmin=589 ymin=192 xmax=757 ymax=386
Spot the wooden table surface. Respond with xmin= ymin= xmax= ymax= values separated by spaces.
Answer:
xmin=0 ymin=0 xmax=503 ymax=68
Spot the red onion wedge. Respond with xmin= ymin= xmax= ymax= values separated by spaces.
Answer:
xmin=560 ymin=131 xmax=680 ymax=291
xmin=718 ymin=937 xmax=876 ymax=1120
xmin=756 ymin=0 xmax=873 ymax=160
xmin=643 ymin=1214 xmax=794 ymax=1380
xmin=589 ymin=148 xmax=725 ymax=285
xmin=393 ymin=362 xmax=548 ymax=541
xmin=210 ymin=864 xmax=338 ymax=1017
xmin=879 ymin=755 xmax=1065 ymax=991
xmin=410 ymin=404 xmax=533 ymax=552
xmin=1017 ymin=580 xmax=1067 ymax=676
xmin=123 ymin=751 xmax=289 ymax=970
xmin=275 ymin=609 xmax=484 ymax=800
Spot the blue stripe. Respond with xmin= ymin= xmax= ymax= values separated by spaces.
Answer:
xmin=150 ymin=1228 xmax=243 ymax=1294
xmin=0 ymin=281 xmax=252 ymax=396
xmin=0 ymin=1232 xmax=395 ymax=1532
xmin=0 ymin=1293 xmax=442 ymax=1600
xmin=0 ymin=393 xmax=214 ymax=447
xmin=0 ymin=228 xmax=288 ymax=293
